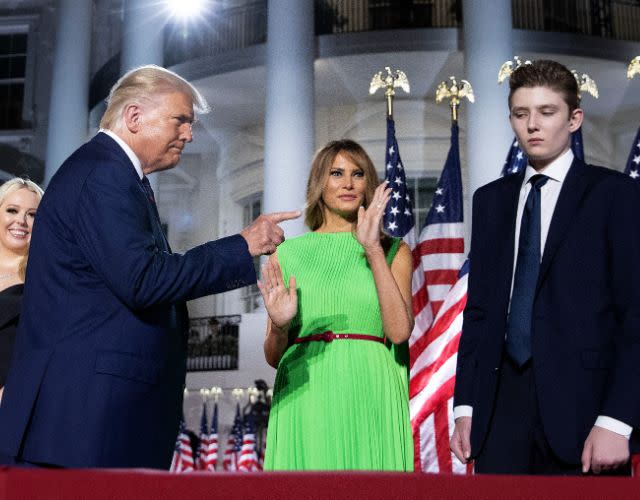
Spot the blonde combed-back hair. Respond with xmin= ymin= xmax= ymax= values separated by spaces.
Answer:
xmin=0 ymin=177 xmax=44 ymax=281
xmin=99 ymin=64 xmax=210 ymax=130
xmin=305 ymin=139 xmax=380 ymax=231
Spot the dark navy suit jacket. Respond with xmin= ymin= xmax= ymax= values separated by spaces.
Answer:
xmin=0 ymin=133 xmax=256 ymax=468
xmin=454 ymin=158 xmax=640 ymax=464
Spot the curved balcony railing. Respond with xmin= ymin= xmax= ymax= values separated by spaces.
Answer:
xmin=187 ymin=315 xmax=240 ymax=372
xmin=161 ymin=0 xmax=639 ymax=65
xmin=316 ymin=0 xmax=640 ymax=40
xmin=89 ymin=0 xmax=640 ymax=108
xmin=512 ymin=0 xmax=640 ymax=40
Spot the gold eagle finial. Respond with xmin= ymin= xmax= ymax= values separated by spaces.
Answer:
xmin=370 ymin=67 xmax=410 ymax=117
xmin=497 ymin=56 xmax=532 ymax=84
xmin=628 ymin=56 xmax=640 ymax=80
xmin=369 ymin=66 xmax=410 ymax=96
xmin=571 ymin=70 xmax=599 ymax=100
xmin=435 ymin=76 xmax=474 ymax=122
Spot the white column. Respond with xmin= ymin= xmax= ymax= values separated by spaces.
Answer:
xmin=263 ymin=0 xmax=315 ymax=237
xmin=462 ymin=0 xmax=514 ymax=197
xmin=122 ymin=0 xmax=164 ymax=72
xmin=44 ymin=0 xmax=92 ymax=185
xmin=122 ymin=0 xmax=164 ymax=194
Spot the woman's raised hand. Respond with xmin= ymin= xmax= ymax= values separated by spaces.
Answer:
xmin=356 ymin=180 xmax=391 ymax=253
xmin=257 ymin=254 xmax=298 ymax=330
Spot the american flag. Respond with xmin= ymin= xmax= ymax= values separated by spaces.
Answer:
xmin=197 ymin=402 xmax=209 ymax=470
xmin=169 ymin=417 xmax=195 ymax=473
xmin=502 ymin=129 xmax=584 ymax=177
xmin=258 ymin=448 xmax=265 ymax=471
xmin=571 ymin=127 xmax=584 ymax=161
xmin=624 ymin=127 xmax=640 ymax=180
xmin=237 ymin=414 xmax=260 ymax=472
xmin=407 ymin=123 xmax=467 ymax=473
xmin=206 ymin=402 xmax=220 ymax=471
xmin=197 ymin=401 xmax=218 ymax=472
xmin=501 ymin=138 xmax=527 ymax=176
xmin=383 ymin=117 xmax=415 ymax=246
xmin=223 ymin=404 xmax=243 ymax=471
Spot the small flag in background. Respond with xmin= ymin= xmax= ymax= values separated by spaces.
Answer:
xmin=223 ymin=404 xmax=243 ymax=471
xmin=197 ymin=402 xmax=209 ymax=470
xmin=205 ymin=401 xmax=219 ymax=471
xmin=237 ymin=414 xmax=260 ymax=472
xmin=170 ymin=416 xmax=195 ymax=473
xmin=624 ymin=127 xmax=640 ymax=180
xmin=383 ymin=116 xmax=415 ymax=246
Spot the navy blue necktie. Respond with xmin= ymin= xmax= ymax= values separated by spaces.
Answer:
xmin=506 ymin=174 xmax=549 ymax=366
xmin=141 ymin=176 xmax=159 ymax=219
xmin=141 ymin=176 xmax=169 ymax=252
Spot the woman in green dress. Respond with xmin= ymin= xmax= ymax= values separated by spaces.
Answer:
xmin=259 ymin=139 xmax=414 ymax=471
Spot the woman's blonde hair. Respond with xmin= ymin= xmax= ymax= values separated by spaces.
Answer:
xmin=305 ymin=139 xmax=380 ymax=231
xmin=0 ymin=177 xmax=44 ymax=281
xmin=99 ymin=64 xmax=210 ymax=130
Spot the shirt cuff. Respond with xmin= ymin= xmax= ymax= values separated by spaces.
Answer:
xmin=453 ymin=405 xmax=473 ymax=420
xmin=594 ymin=416 xmax=633 ymax=439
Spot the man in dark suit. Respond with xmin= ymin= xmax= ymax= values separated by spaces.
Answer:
xmin=0 ymin=65 xmax=299 ymax=468
xmin=451 ymin=60 xmax=640 ymax=474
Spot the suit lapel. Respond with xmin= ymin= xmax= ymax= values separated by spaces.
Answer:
xmin=496 ymin=173 xmax=523 ymax=301
xmin=537 ymin=158 xmax=590 ymax=289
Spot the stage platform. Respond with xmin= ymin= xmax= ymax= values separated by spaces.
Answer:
xmin=0 ymin=468 xmax=638 ymax=500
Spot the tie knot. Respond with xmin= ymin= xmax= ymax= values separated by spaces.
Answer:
xmin=529 ymin=174 xmax=549 ymax=191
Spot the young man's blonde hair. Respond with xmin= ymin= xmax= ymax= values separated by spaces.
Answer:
xmin=99 ymin=65 xmax=210 ymax=130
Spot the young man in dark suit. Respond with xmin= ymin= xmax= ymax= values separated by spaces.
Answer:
xmin=451 ymin=60 xmax=640 ymax=474
xmin=0 ymin=65 xmax=299 ymax=468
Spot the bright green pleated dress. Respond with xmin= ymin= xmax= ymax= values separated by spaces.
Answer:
xmin=263 ymin=232 xmax=414 ymax=471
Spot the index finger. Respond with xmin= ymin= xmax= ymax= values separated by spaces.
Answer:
xmin=265 ymin=210 xmax=302 ymax=223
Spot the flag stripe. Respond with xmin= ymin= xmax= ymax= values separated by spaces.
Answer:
xmin=410 ymin=333 xmax=461 ymax=397
xmin=411 ymin=376 xmax=456 ymax=432
xmin=416 ymin=238 xmax=465 ymax=256
xmin=434 ymin=404 xmax=453 ymax=472
xmin=410 ymin=293 xmax=466 ymax=371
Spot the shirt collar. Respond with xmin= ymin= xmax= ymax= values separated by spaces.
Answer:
xmin=523 ymin=148 xmax=574 ymax=186
xmin=99 ymin=129 xmax=144 ymax=180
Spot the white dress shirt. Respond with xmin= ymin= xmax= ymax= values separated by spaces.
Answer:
xmin=100 ymin=129 xmax=144 ymax=180
xmin=455 ymin=149 xmax=632 ymax=439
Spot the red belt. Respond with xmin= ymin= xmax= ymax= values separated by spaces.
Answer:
xmin=293 ymin=331 xmax=384 ymax=344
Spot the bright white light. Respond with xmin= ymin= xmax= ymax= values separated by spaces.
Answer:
xmin=166 ymin=0 xmax=207 ymax=19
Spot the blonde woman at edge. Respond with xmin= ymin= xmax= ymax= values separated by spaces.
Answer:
xmin=0 ymin=178 xmax=43 ymax=403
xmin=259 ymin=139 xmax=414 ymax=470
